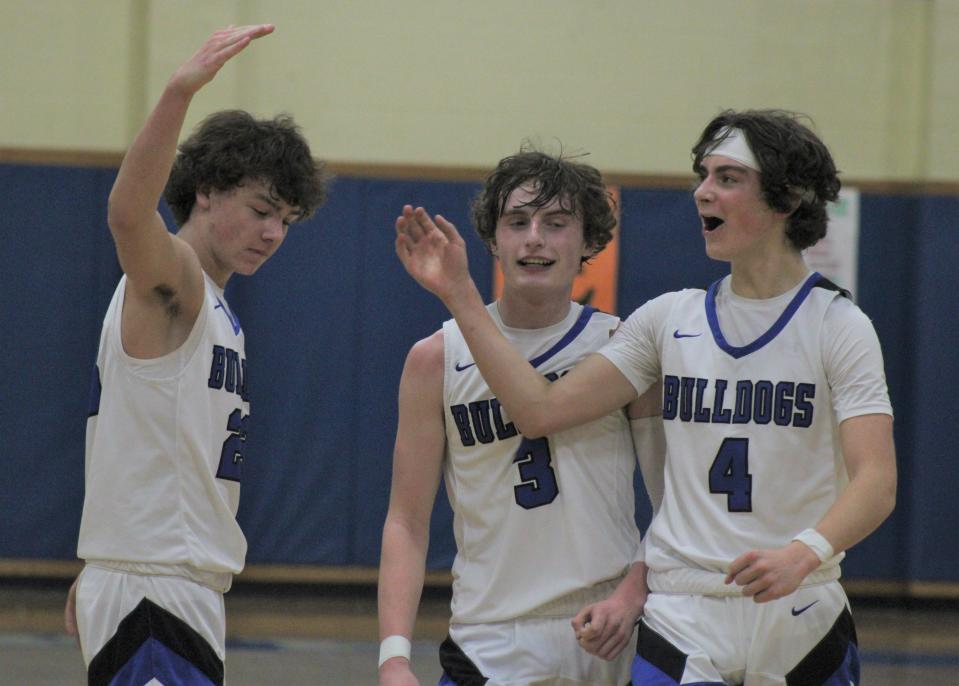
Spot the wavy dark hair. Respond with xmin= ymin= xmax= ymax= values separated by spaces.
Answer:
xmin=164 ymin=110 xmax=329 ymax=227
xmin=691 ymin=109 xmax=840 ymax=250
xmin=470 ymin=147 xmax=617 ymax=262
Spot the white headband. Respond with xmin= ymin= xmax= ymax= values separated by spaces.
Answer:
xmin=706 ymin=127 xmax=760 ymax=171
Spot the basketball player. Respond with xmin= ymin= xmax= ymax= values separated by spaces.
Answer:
xmin=394 ymin=110 xmax=897 ymax=685
xmin=63 ymin=25 xmax=328 ymax=685
xmin=378 ymin=149 xmax=664 ymax=686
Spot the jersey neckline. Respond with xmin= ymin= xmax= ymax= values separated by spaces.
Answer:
xmin=705 ymin=272 xmax=821 ymax=359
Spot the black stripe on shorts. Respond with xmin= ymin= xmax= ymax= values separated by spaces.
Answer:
xmin=786 ymin=606 xmax=858 ymax=686
xmin=636 ymin=619 xmax=688 ymax=683
xmin=438 ymin=634 xmax=488 ymax=685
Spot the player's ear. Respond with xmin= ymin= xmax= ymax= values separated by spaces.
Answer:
xmin=195 ymin=187 xmax=212 ymax=210
xmin=581 ymin=239 xmax=596 ymax=261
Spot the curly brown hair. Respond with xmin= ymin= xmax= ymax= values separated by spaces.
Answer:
xmin=692 ymin=109 xmax=840 ymax=250
xmin=470 ymin=148 xmax=617 ymax=262
xmin=164 ymin=110 xmax=329 ymax=227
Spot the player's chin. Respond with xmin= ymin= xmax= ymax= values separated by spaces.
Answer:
xmin=238 ymin=254 xmax=271 ymax=275
xmin=703 ymin=242 xmax=732 ymax=262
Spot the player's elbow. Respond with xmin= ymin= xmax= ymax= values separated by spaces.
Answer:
xmin=865 ymin=463 xmax=897 ymax=527
xmin=511 ymin=407 xmax=561 ymax=439
xmin=106 ymin=192 xmax=146 ymax=238
xmin=107 ymin=197 xmax=133 ymax=235
xmin=383 ymin=511 xmax=430 ymax=549
xmin=878 ymin=473 xmax=897 ymax=521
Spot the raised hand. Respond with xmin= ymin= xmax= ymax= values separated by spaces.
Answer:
xmin=394 ymin=205 xmax=473 ymax=304
xmin=169 ymin=24 xmax=275 ymax=97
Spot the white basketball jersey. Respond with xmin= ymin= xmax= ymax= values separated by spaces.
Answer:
xmin=78 ymin=273 xmax=249 ymax=578
xmin=600 ymin=273 xmax=892 ymax=594
xmin=443 ymin=302 xmax=639 ymax=624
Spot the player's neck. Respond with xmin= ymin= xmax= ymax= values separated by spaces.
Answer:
xmin=728 ymin=250 xmax=809 ymax=300
xmin=496 ymin=290 xmax=573 ymax=330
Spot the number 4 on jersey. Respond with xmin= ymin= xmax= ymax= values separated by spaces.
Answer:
xmin=708 ymin=437 xmax=752 ymax=512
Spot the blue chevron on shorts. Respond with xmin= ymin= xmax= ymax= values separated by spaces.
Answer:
xmin=88 ymin=597 xmax=223 ymax=686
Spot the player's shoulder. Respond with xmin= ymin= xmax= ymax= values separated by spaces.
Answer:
xmin=652 ymin=286 xmax=704 ymax=305
xmin=822 ymin=291 xmax=879 ymax=341
xmin=400 ymin=329 xmax=446 ymax=398
xmin=587 ymin=307 xmax=621 ymax=330
xmin=623 ymin=288 xmax=698 ymax=323
xmin=407 ymin=328 xmax=445 ymax=369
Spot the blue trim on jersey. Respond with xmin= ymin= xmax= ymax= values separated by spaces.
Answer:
xmin=705 ymin=272 xmax=821 ymax=360
xmin=214 ymin=296 xmax=242 ymax=335
xmin=528 ymin=305 xmax=597 ymax=369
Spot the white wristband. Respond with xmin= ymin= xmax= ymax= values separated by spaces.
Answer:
xmin=378 ymin=635 xmax=412 ymax=668
xmin=792 ymin=528 xmax=834 ymax=562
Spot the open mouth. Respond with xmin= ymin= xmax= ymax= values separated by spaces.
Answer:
xmin=702 ymin=216 xmax=725 ymax=232
xmin=518 ymin=258 xmax=555 ymax=267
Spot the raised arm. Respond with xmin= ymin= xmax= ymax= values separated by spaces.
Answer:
xmin=108 ymin=25 xmax=274 ymax=349
xmin=395 ymin=205 xmax=637 ymax=437
xmin=377 ymin=332 xmax=447 ymax=686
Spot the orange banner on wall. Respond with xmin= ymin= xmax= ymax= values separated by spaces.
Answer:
xmin=492 ymin=186 xmax=620 ymax=315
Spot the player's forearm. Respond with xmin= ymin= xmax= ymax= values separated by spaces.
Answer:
xmin=610 ymin=561 xmax=649 ymax=617
xmin=108 ymin=86 xmax=193 ymax=236
xmin=377 ymin=518 xmax=430 ymax=640
xmin=443 ymin=283 xmax=555 ymax=437
xmin=811 ymin=413 xmax=897 ymax=558
xmin=814 ymin=461 xmax=896 ymax=558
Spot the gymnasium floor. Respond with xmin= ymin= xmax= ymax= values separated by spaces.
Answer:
xmin=3 ymin=580 xmax=958 ymax=685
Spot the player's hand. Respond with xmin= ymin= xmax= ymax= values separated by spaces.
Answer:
xmin=725 ymin=541 xmax=821 ymax=602
xmin=64 ymin=576 xmax=80 ymax=646
xmin=571 ymin=594 xmax=644 ymax=661
xmin=394 ymin=205 xmax=473 ymax=304
xmin=378 ymin=655 xmax=420 ymax=686
xmin=169 ymin=24 xmax=275 ymax=97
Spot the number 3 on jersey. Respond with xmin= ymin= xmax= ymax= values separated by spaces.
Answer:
xmin=513 ymin=436 xmax=559 ymax=509
xmin=708 ymin=437 xmax=752 ymax=512
xmin=216 ymin=408 xmax=248 ymax=482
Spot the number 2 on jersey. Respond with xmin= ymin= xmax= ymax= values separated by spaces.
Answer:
xmin=216 ymin=408 xmax=248 ymax=482
xmin=513 ymin=436 xmax=559 ymax=509
xmin=708 ymin=437 xmax=752 ymax=512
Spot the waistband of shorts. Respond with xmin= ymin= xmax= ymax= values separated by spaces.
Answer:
xmin=647 ymin=564 xmax=841 ymax=596
xmin=523 ymin=576 xmax=625 ymax=618
xmin=84 ymin=560 xmax=233 ymax=593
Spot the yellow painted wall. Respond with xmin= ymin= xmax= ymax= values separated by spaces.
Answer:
xmin=1 ymin=0 xmax=956 ymax=181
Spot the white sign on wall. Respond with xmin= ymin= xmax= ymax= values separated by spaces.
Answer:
xmin=803 ymin=188 xmax=860 ymax=298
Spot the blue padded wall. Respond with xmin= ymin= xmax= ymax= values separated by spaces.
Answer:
xmin=1 ymin=162 xmax=956 ymax=584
